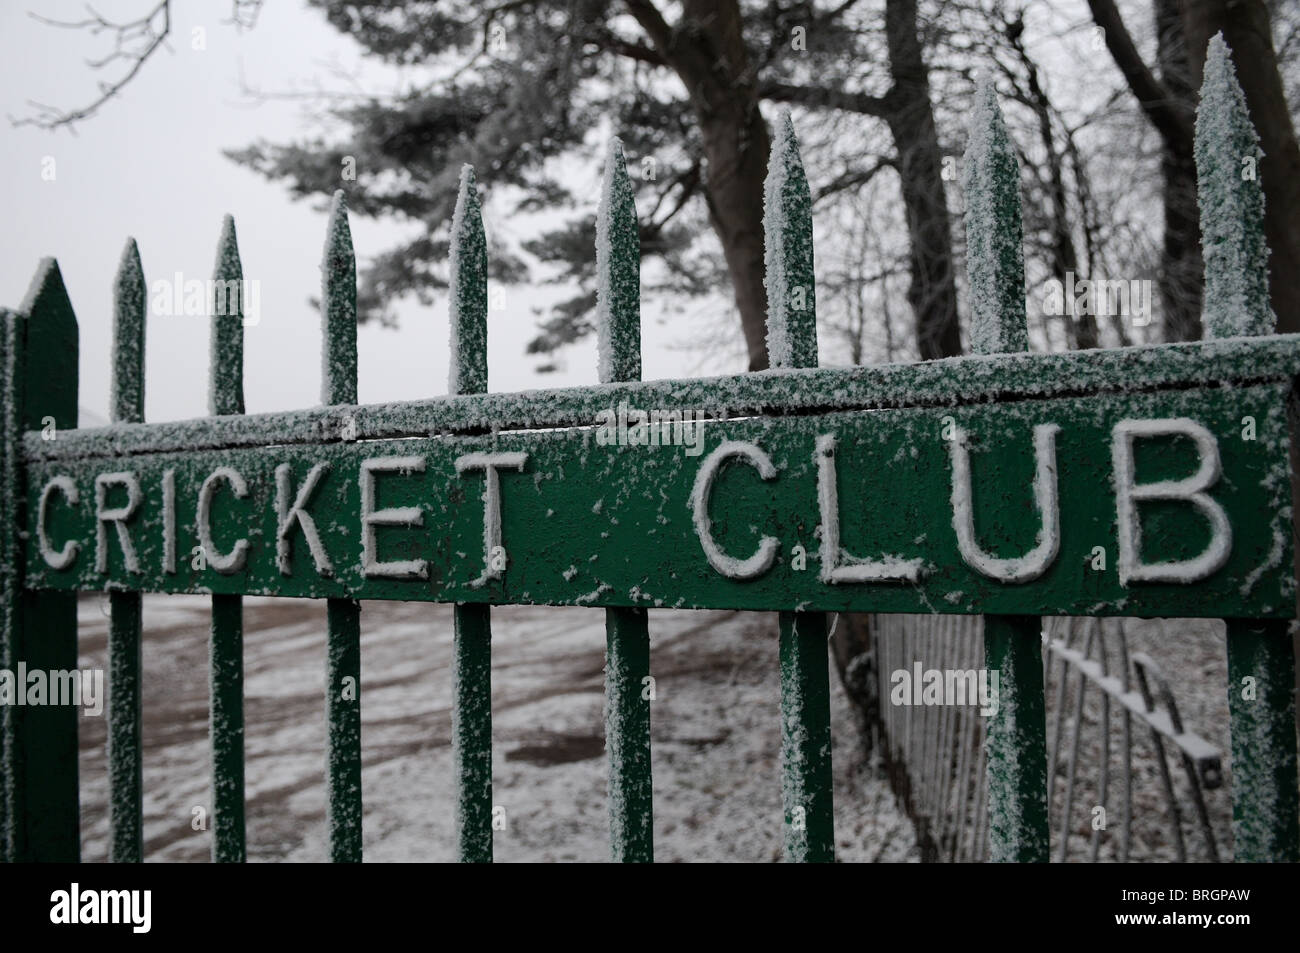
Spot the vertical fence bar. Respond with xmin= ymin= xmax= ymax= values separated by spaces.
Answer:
xmin=0 ymin=309 xmax=15 ymax=863
xmin=1196 ymin=35 xmax=1300 ymax=861
xmin=765 ymin=111 xmax=834 ymax=862
xmin=449 ymin=166 xmax=494 ymax=862
xmin=963 ymin=79 xmax=1049 ymax=862
xmin=3 ymin=261 xmax=81 ymax=861
xmin=209 ymin=216 xmax=246 ymax=862
xmin=597 ymin=138 xmax=654 ymax=862
xmin=321 ymin=191 xmax=363 ymax=863
xmin=108 ymin=239 xmax=146 ymax=862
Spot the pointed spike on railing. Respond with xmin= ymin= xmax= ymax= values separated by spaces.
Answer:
xmin=963 ymin=76 xmax=1028 ymax=356
xmin=321 ymin=190 xmax=358 ymax=405
xmin=19 ymin=258 xmax=79 ymax=432
xmin=763 ymin=109 xmax=818 ymax=369
xmin=321 ymin=193 xmax=364 ymax=862
xmin=449 ymin=164 xmax=488 ymax=396
xmin=209 ymin=214 xmax=245 ymax=416
xmin=112 ymin=238 xmax=146 ymax=424
xmin=596 ymin=137 xmax=641 ymax=384
xmin=1195 ymin=33 xmax=1273 ymax=339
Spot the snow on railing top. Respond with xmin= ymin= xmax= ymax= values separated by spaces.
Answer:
xmin=1196 ymin=33 xmax=1274 ymax=340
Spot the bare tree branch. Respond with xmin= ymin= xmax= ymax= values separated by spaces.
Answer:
xmin=1085 ymin=0 xmax=1194 ymax=152
xmin=16 ymin=1 xmax=173 ymax=129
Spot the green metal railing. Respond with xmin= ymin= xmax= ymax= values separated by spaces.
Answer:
xmin=0 ymin=38 xmax=1297 ymax=863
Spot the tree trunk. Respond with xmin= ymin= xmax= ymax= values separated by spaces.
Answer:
xmin=831 ymin=0 xmax=964 ymax=762
xmin=1156 ymin=0 xmax=1204 ymax=342
xmin=1183 ymin=0 xmax=1300 ymax=335
xmin=626 ymin=0 xmax=773 ymax=371
xmin=883 ymin=0 xmax=963 ymax=361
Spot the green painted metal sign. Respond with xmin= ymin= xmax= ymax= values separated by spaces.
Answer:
xmin=5 ymin=51 xmax=1298 ymax=865
xmin=22 ymin=358 xmax=1298 ymax=618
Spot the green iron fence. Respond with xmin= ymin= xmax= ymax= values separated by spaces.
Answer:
xmin=1 ymin=40 xmax=1298 ymax=863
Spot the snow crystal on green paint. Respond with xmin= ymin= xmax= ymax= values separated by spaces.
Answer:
xmin=1195 ymin=34 xmax=1274 ymax=340
xmin=763 ymin=110 xmax=817 ymax=369
xmin=321 ymin=190 xmax=358 ymax=406
xmin=963 ymin=78 xmax=1028 ymax=356
xmin=596 ymin=139 xmax=641 ymax=385
xmin=449 ymin=165 xmax=488 ymax=396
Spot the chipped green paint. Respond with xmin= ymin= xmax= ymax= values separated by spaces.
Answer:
xmin=108 ymin=238 xmax=145 ymax=863
xmin=597 ymin=140 xmax=653 ymax=863
xmin=321 ymin=191 xmax=363 ymax=863
xmin=964 ymin=84 xmax=1048 ymax=863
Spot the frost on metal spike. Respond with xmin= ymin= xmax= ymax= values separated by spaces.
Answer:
xmin=1195 ymin=33 xmax=1274 ymax=339
xmin=210 ymin=215 xmax=245 ymax=416
xmin=963 ymin=78 xmax=1028 ymax=356
xmin=763 ymin=110 xmax=817 ymax=369
xmin=596 ymin=138 xmax=641 ymax=384
xmin=112 ymin=238 xmax=146 ymax=424
xmin=449 ymin=165 xmax=488 ymax=396
xmin=321 ymin=190 xmax=358 ymax=405
xmin=18 ymin=258 xmax=78 ymax=431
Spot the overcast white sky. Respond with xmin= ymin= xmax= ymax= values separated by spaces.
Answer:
xmin=0 ymin=1 xmax=729 ymax=426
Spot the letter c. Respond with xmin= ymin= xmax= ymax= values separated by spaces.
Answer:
xmin=690 ymin=440 xmax=780 ymax=580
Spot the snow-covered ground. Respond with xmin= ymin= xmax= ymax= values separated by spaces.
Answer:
xmin=72 ymin=596 xmax=916 ymax=862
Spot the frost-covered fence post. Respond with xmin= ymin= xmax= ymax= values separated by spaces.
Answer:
xmin=322 ymin=192 xmax=363 ymax=863
xmin=108 ymin=238 xmax=145 ymax=862
xmin=2 ymin=260 xmax=81 ymax=861
xmin=0 ymin=308 xmax=14 ymax=863
xmin=1196 ymin=34 xmax=1300 ymax=863
xmin=209 ymin=216 xmax=247 ymax=863
xmin=962 ymin=79 xmax=1049 ymax=863
xmin=449 ymin=166 xmax=495 ymax=863
xmin=597 ymin=138 xmax=654 ymax=863
xmin=765 ymin=111 xmax=834 ymax=863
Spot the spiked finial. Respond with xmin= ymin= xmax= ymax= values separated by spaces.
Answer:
xmin=209 ymin=215 xmax=244 ymax=415
xmin=963 ymin=77 xmax=1028 ymax=355
xmin=321 ymin=190 xmax=358 ymax=404
xmin=763 ymin=110 xmax=817 ymax=369
xmin=112 ymin=238 xmax=146 ymax=423
xmin=449 ymin=165 xmax=488 ymax=395
xmin=1196 ymin=33 xmax=1273 ymax=338
xmin=596 ymin=138 xmax=641 ymax=384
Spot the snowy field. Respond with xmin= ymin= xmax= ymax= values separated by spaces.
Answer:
xmin=72 ymin=596 xmax=916 ymax=862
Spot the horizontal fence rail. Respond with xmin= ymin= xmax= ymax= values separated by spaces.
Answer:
xmin=1 ymin=44 xmax=1298 ymax=863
